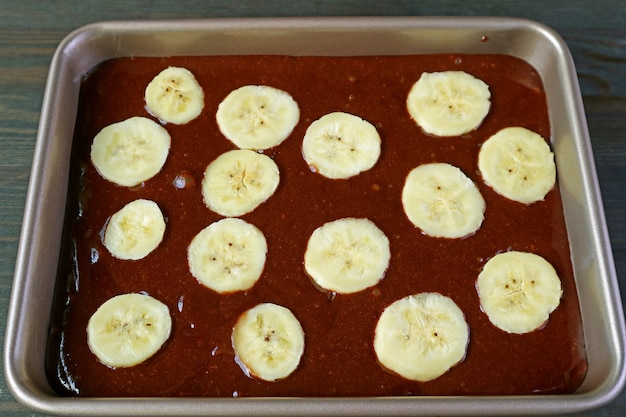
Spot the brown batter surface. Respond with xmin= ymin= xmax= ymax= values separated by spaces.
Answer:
xmin=47 ymin=54 xmax=587 ymax=397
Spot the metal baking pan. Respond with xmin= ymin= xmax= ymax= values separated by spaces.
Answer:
xmin=5 ymin=16 xmax=625 ymax=416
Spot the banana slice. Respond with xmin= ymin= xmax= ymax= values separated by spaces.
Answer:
xmin=103 ymin=199 xmax=166 ymax=260
xmin=144 ymin=66 xmax=204 ymax=125
xmin=476 ymin=251 xmax=562 ymax=334
xmin=373 ymin=292 xmax=469 ymax=382
xmin=187 ymin=218 xmax=267 ymax=294
xmin=202 ymin=149 xmax=280 ymax=217
xmin=406 ymin=70 xmax=491 ymax=137
xmin=232 ymin=303 xmax=305 ymax=382
xmin=301 ymin=112 xmax=381 ymax=179
xmin=87 ymin=293 xmax=172 ymax=368
xmin=91 ymin=116 xmax=171 ymax=187
xmin=478 ymin=126 xmax=556 ymax=204
xmin=401 ymin=162 xmax=485 ymax=239
xmin=303 ymin=217 xmax=391 ymax=294
xmin=216 ymin=85 xmax=300 ymax=150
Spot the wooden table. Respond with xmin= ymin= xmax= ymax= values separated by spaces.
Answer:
xmin=1 ymin=1 xmax=624 ymax=415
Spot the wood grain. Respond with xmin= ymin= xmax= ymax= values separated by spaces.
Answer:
xmin=1 ymin=0 xmax=625 ymax=415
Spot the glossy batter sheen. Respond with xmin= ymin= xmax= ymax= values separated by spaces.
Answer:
xmin=47 ymin=54 xmax=587 ymax=397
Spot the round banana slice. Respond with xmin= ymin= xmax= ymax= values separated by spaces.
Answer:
xmin=232 ymin=303 xmax=305 ymax=382
xmin=216 ymin=85 xmax=300 ymax=150
xmin=202 ymin=149 xmax=280 ymax=217
xmin=103 ymin=199 xmax=166 ymax=260
xmin=401 ymin=162 xmax=485 ymax=239
xmin=301 ymin=112 xmax=381 ymax=179
xmin=406 ymin=70 xmax=491 ymax=137
xmin=478 ymin=126 xmax=556 ymax=204
xmin=91 ymin=116 xmax=171 ymax=187
xmin=145 ymin=66 xmax=204 ymax=125
xmin=304 ymin=217 xmax=391 ymax=294
xmin=87 ymin=293 xmax=172 ymax=368
xmin=476 ymin=251 xmax=562 ymax=334
xmin=187 ymin=218 xmax=267 ymax=294
xmin=374 ymin=292 xmax=469 ymax=382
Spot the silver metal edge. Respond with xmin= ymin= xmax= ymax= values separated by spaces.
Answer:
xmin=540 ymin=16 xmax=626 ymax=408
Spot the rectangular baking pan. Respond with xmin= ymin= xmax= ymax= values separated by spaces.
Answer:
xmin=5 ymin=17 xmax=625 ymax=416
